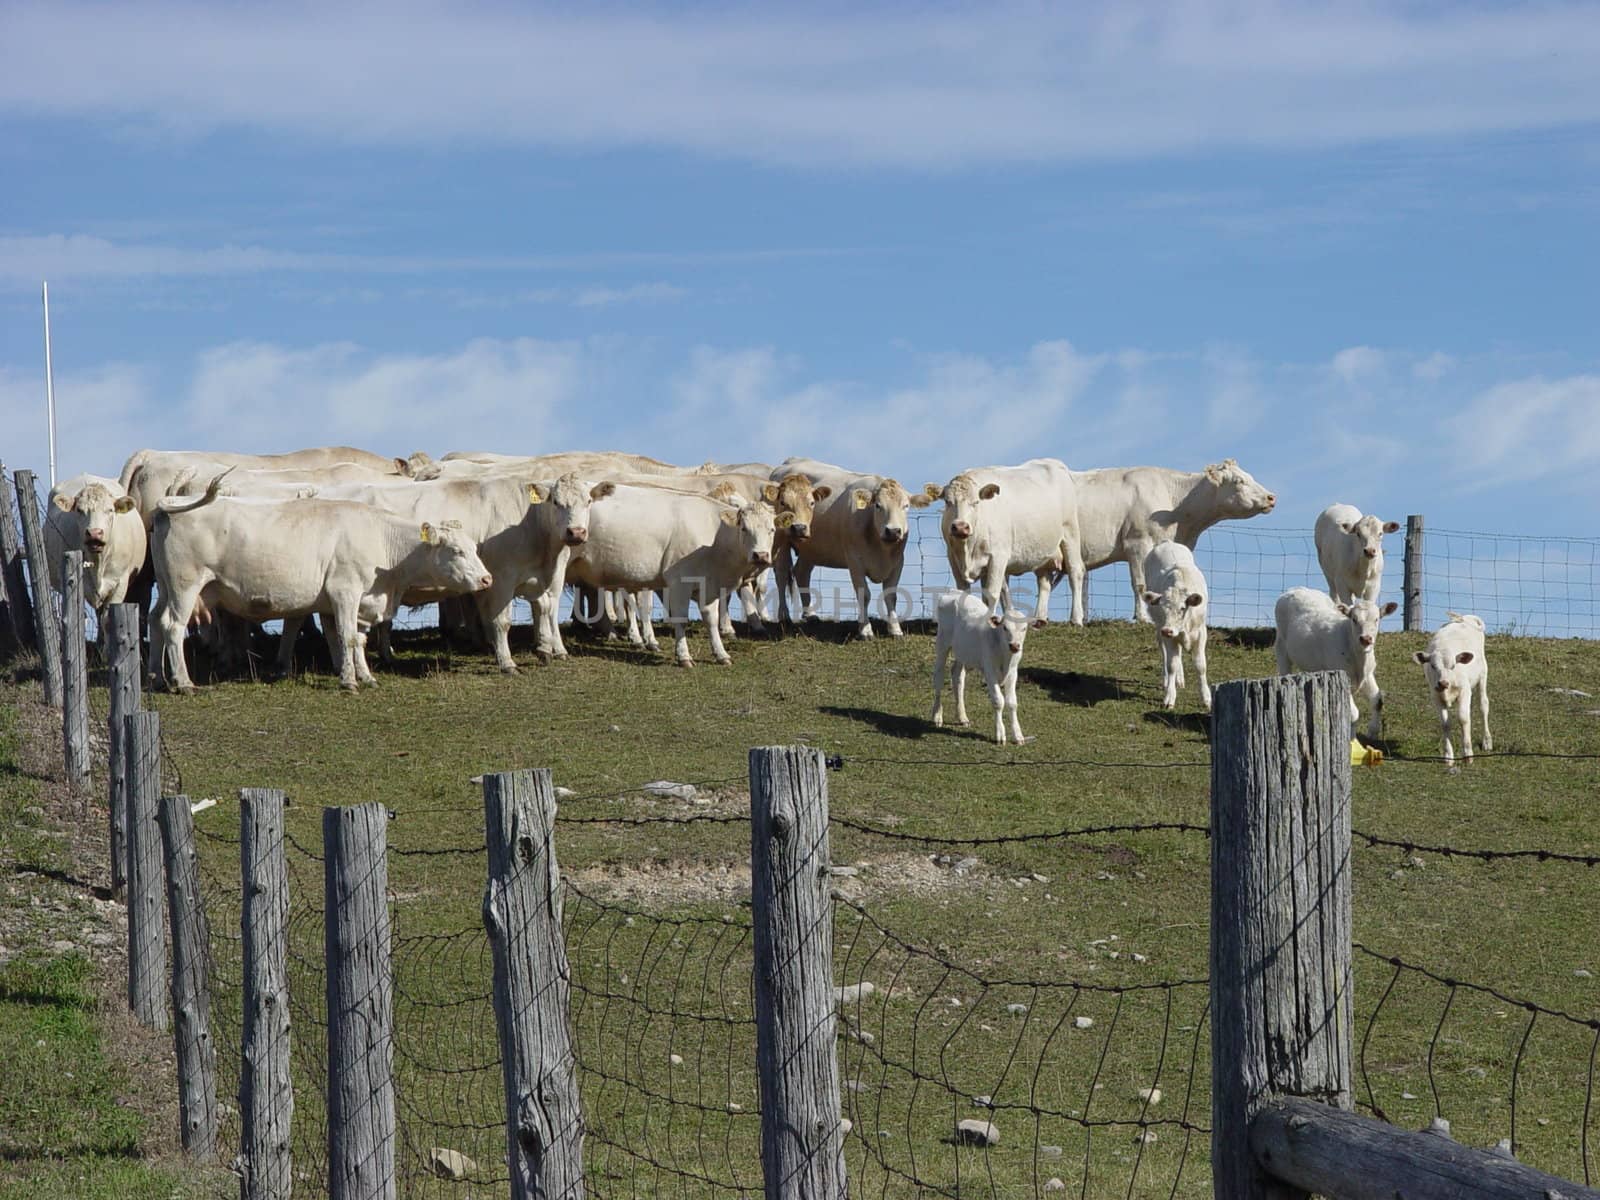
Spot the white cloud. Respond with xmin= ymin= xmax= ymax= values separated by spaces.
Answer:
xmin=1446 ymin=374 xmax=1600 ymax=490
xmin=1412 ymin=352 xmax=1457 ymax=381
xmin=2 ymin=3 xmax=1598 ymax=168
xmin=0 ymin=361 xmax=155 ymax=484
xmin=1331 ymin=345 xmax=1387 ymax=384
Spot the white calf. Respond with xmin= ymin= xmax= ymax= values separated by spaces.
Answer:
xmin=930 ymin=593 xmax=1031 ymax=745
xmin=1141 ymin=543 xmax=1210 ymax=711
xmin=1273 ymin=587 xmax=1398 ymax=738
xmin=1412 ymin=612 xmax=1491 ymax=764
xmin=1314 ymin=503 xmax=1400 ymax=604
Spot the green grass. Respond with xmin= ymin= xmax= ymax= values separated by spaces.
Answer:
xmin=144 ymin=618 xmax=1600 ymax=1196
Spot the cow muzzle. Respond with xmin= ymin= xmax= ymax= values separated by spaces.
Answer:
xmin=564 ymin=528 xmax=588 ymax=546
xmin=1009 ymin=641 xmax=1023 ymax=654
xmin=950 ymin=521 xmax=971 ymax=540
xmin=1359 ymin=635 xmax=1374 ymax=647
xmin=477 ymin=573 xmax=494 ymax=591
xmin=84 ymin=532 xmax=107 ymax=551
xmin=1160 ymin=626 xmax=1178 ymax=640
xmin=1364 ymin=547 xmax=1378 ymax=558
xmin=751 ymin=551 xmax=772 ymax=567
xmin=787 ymin=523 xmax=809 ymax=541
xmin=881 ymin=528 xmax=905 ymax=544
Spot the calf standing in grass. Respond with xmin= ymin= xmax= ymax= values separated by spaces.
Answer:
xmin=930 ymin=593 xmax=1031 ymax=745
xmin=1142 ymin=543 xmax=1211 ymax=711
xmin=1413 ymin=612 xmax=1491 ymax=764
xmin=1273 ymin=587 xmax=1397 ymax=737
xmin=1314 ymin=503 xmax=1400 ymax=604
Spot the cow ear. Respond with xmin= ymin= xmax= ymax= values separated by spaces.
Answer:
xmin=526 ymin=483 xmax=546 ymax=504
xmin=590 ymin=481 xmax=616 ymax=500
xmin=812 ymin=485 xmax=831 ymax=501
xmin=775 ymin=511 xmax=795 ymax=528
xmin=1383 ymin=521 xmax=1400 ymax=534
xmin=113 ymin=496 xmax=136 ymax=513
xmin=1205 ymin=463 xmax=1223 ymax=483
xmin=909 ymin=492 xmax=933 ymax=509
xmin=1142 ymin=591 xmax=1161 ymax=605
xmin=1413 ymin=651 xmax=1428 ymax=664
xmin=720 ymin=508 xmax=739 ymax=527
xmin=1455 ymin=651 xmax=1474 ymax=665
xmin=852 ymin=488 xmax=871 ymax=510
xmin=989 ymin=614 xmax=1003 ymax=627
xmin=52 ymin=493 xmax=73 ymax=511
xmin=762 ymin=482 xmax=779 ymax=503
xmin=1381 ymin=601 xmax=1399 ymax=616
xmin=419 ymin=522 xmax=435 ymax=544
xmin=1186 ymin=592 xmax=1204 ymax=607
xmin=923 ymin=483 xmax=942 ymax=500
xmin=978 ymin=482 xmax=1001 ymax=500
xmin=1335 ymin=602 xmax=1351 ymax=616
xmin=394 ymin=457 xmax=412 ymax=476
xmin=1339 ymin=521 xmax=1354 ymax=534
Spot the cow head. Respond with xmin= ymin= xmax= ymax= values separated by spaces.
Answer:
xmin=1335 ymin=597 xmax=1398 ymax=650
xmin=529 ymin=473 xmax=615 ymax=546
xmin=926 ymin=474 xmax=1001 ymax=542
xmin=720 ymin=499 xmax=785 ymax=567
xmin=1142 ymin=585 xmax=1205 ymax=641
xmin=54 ymin=481 xmax=133 ymax=558
xmin=1204 ymin=458 xmax=1276 ymax=517
xmin=418 ymin=520 xmax=494 ymax=593
xmin=852 ymin=478 xmax=931 ymax=545
xmin=768 ymin=473 xmax=829 ymax=542
xmin=1338 ymin=511 xmax=1401 ymax=560
xmin=396 ymin=451 xmax=442 ymax=480
xmin=987 ymin=608 xmax=1032 ymax=656
xmin=1412 ymin=644 xmax=1475 ymax=704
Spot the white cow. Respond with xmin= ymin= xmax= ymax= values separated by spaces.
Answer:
xmin=771 ymin=458 xmax=933 ymax=639
xmin=923 ymin=459 xmax=1083 ymax=626
xmin=42 ymin=474 xmax=148 ymax=620
xmin=149 ymin=475 xmax=494 ymax=693
xmin=559 ymin=484 xmax=788 ymax=666
xmin=124 ymin=455 xmax=399 ymax=529
xmin=1071 ymin=459 xmax=1276 ymax=622
xmin=1142 ymin=543 xmax=1211 ymax=711
xmin=1273 ymin=587 xmax=1397 ymax=737
xmin=422 ymin=450 xmax=689 ymax=482
xmin=930 ymin=593 xmax=1031 ymax=745
xmin=1412 ymin=613 xmax=1491 ymax=765
xmin=1314 ymin=503 xmax=1401 ymax=604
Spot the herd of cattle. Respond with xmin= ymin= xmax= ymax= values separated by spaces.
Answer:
xmin=39 ymin=444 xmax=1491 ymax=762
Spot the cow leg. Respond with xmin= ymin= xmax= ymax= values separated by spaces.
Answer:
xmin=1004 ymin=665 xmax=1024 ymax=744
xmin=1160 ymin=637 xmax=1178 ymax=710
xmin=330 ymin=607 xmax=361 ymax=691
xmin=1437 ymin=703 xmax=1456 ymax=765
xmin=373 ymin=620 xmax=394 ymax=665
xmin=1457 ymin=692 xmax=1474 ymax=763
xmin=475 ymin=585 xmax=519 ymax=674
xmin=1478 ymin=678 xmax=1492 ymax=751
xmin=847 ymin=563 xmax=875 ymax=639
xmin=882 ymin=560 xmax=908 ymax=638
xmin=930 ymin=636 xmax=949 ymax=726
xmin=353 ymin=625 xmax=379 ymax=687
xmin=718 ymin=588 xmax=737 ymax=642
xmin=1030 ymin=567 xmax=1054 ymax=627
xmin=1127 ymin=550 xmax=1154 ymax=623
xmin=1061 ymin=537 xmax=1087 ymax=627
xmin=774 ymin=545 xmax=796 ymax=627
xmin=665 ymin=580 xmax=694 ymax=666
xmin=793 ymin=559 xmax=819 ymax=621
xmin=981 ymin=563 xmax=1006 ymax=617
xmin=277 ymin=616 xmax=303 ymax=678
xmin=987 ymin=673 xmax=1007 ymax=744
xmin=703 ymin=592 xmax=732 ymax=666
xmin=1193 ymin=627 xmax=1212 ymax=711
xmin=952 ymin=663 xmax=970 ymax=726
xmin=154 ymin=586 xmax=201 ymax=694
xmin=742 ymin=575 xmax=767 ymax=633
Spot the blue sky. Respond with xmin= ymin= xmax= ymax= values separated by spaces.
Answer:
xmin=1 ymin=1 xmax=1597 ymax=536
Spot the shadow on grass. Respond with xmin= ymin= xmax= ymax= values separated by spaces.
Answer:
xmin=1219 ymin=626 xmax=1275 ymax=650
xmin=1019 ymin=667 xmax=1132 ymax=707
xmin=8 ymin=862 xmax=112 ymax=901
xmin=1142 ymin=709 xmax=1211 ymax=739
xmin=819 ymin=705 xmax=929 ymax=740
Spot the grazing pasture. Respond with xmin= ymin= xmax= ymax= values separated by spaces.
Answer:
xmin=138 ymin=616 xmax=1600 ymax=1197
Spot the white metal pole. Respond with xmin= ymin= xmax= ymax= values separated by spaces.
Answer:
xmin=43 ymin=281 xmax=57 ymax=488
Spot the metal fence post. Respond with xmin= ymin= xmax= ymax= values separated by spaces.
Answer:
xmin=0 ymin=462 xmax=34 ymax=651
xmin=481 ymin=769 xmax=585 ymax=1199
xmin=324 ymin=803 xmax=396 ymax=1200
xmin=15 ymin=469 xmax=63 ymax=706
xmin=241 ymin=787 xmax=294 ymax=1200
xmin=106 ymin=604 xmax=141 ymax=900
xmin=748 ymin=745 xmax=847 ymax=1200
xmin=159 ymin=793 xmax=219 ymax=1160
xmin=1210 ymin=671 xmax=1353 ymax=1199
xmin=125 ymin=710 xmax=169 ymax=1030
xmin=60 ymin=550 xmax=90 ymax=788
xmin=1403 ymin=514 xmax=1425 ymax=633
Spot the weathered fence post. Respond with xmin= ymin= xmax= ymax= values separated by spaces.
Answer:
xmin=1403 ymin=514 xmax=1425 ymax=633
xmin=1211 ymin=671 xmax=1353 ymax=1199
xmin=15 ymin=469 xmax=63 ymax=706
xmin=124 ymin=710 xmax=169 ymax=1030
xmin=60 ymin=550 xmax=90 ymax=788
xmin=159 ymin=793 xmax=218 ymax=1160
xmin=324 ymin=803 xmax=395 ymax=1200
xmin=240 ymin=787 xmax=293 ymax=1200
xmin=481 ymin=770 xmax=585 ymax=1199
xmin=0 ymin=462 xmax=34 ymax=651
xmin=106 ymin=604 xmax=141 ymax=900
xmin=748 ymin=746 xmax=847 ymax=1200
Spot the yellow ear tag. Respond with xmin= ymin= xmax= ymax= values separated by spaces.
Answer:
xmin=420 ymin=524 xmax=433 ymax=544
xmin=527 ymin=484 xmax=543 ymax=504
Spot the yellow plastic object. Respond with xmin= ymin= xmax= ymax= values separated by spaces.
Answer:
xmin=1350 ymin=740 xmax=1383 ymax=766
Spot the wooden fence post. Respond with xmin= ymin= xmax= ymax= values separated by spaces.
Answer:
xmin=481 ymin=770 xmax=585 ymax=1199
xmin=106 ymin=604 xmax=140 ymax=900
xmin=240 ymin=788 xmax=293 ymax=1200
xmin=1211 ymin=671 xmax=1353 ymax=1200
xmin=124 ymin=711 xmax=169 ymax=1030
xmin=0 ymin=462 xmax=34 ymax=651
xmin=159 ymin=793 xmax=218 ymax=1160
xmin=15 ymin=469 xmax=63 ymax=707
xmin=60 ymin=550 xmax=90 ymax=788
xmin=324 ymin=804 xmax=395 ymax=1200
xmin=748 ymin=746 xmax=847 ymax=1200
xmin=1403 ymin=514 xmax=1425 ymax=633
